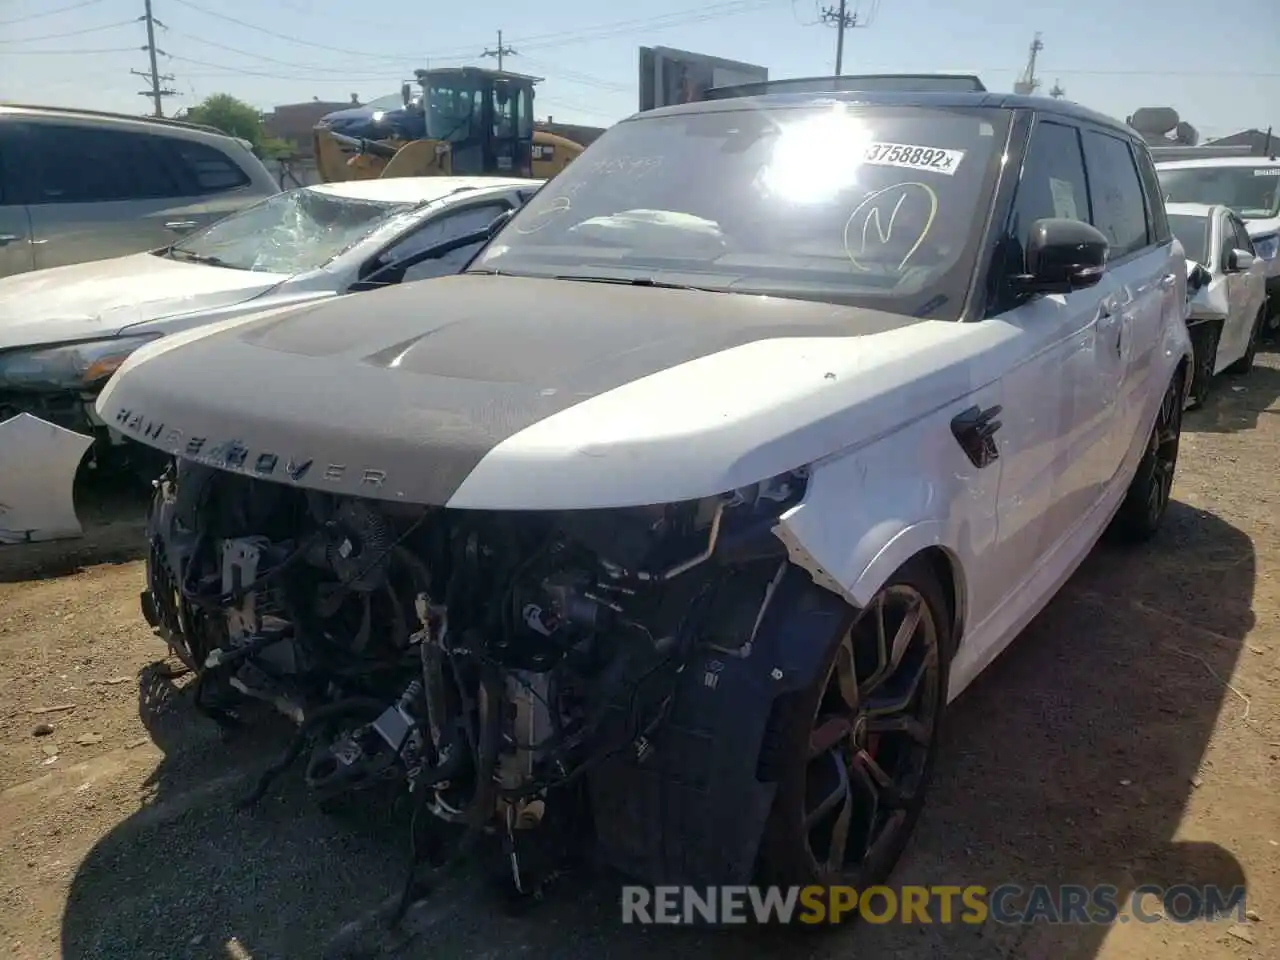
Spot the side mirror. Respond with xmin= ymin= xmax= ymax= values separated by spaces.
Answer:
xmin=401 ymin=82 xmax=412 ymax=107
xmin=1187 ymin=262 xmax=1211 ymax=294
xmin=1013 ymin=218 xmax=1110 ymax=296
xmin=1227 ymin=248 xmax=1256 ymax=272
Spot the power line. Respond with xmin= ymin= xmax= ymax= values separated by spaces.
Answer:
xmin=134 ymin=0 xmax=176 ymax=117
xmin=0 ymin=19 xmax=137 ymax=43
xmin=5 ymin=45 xmax=138 ymax=55
xmin=0 ymin=0 xmax=108 ymax=27
xmin=481 ymin=29 xmax=516 ymax=72
xmin=168 ymin=54 xmax=402 ymax=83
xmin=163 ymin=0 xmax=784 ymax=63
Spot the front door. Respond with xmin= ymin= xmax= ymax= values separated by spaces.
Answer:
xmin=986 ymin=116 xmax=1123 ymax=606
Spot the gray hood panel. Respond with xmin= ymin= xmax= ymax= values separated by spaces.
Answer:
xmin=97 ymin=274 xmax=919 ymax=504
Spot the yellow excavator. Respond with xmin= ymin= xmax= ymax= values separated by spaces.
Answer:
xmin=314 ymin=66 xmax=599 ymax=182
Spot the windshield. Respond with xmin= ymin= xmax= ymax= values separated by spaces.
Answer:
xmin=471 ymin=102 xmax=1008 ymax=319
xmin=1158 ymin=164 xmax=1280 ymax=220
xmin=1167 ymin=213 xmax=1209 ymax=266
xmin=170 ymin=189 xmax=413 ymax=274
xmin=424 ymin=76 xmax=480 ymax=143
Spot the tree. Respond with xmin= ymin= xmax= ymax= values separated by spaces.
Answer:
xmin=181 ymin=93 xmax=292 ymax=158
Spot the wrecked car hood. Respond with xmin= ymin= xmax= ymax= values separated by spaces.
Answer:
xmin=0 ymin=252 xmax=287 ymax=350
xmin=96 ymin=274 xmax=1002 ymax=511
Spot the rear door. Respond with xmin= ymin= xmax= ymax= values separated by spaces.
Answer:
xmin=20 ymin=121 xmax=261 ymax=270
xmin=0 ymin=124 xmax=34 ymax=277
xmin=1078 ymin=127 xmax=1170 ymax=482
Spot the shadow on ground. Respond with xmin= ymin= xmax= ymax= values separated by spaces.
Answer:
xmin=59 ymin=502 xmax=1254 ymax=960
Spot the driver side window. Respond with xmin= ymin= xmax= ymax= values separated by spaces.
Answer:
xmin=378 ymin=201 xmax=510 ymax=283
xmin=995 ymin=119 xmax=1090 ymax=295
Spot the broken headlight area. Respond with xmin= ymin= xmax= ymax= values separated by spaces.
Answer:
xmin=142 ymin=459 xmax=808 ymax=907
xmin=0 ymin=334 xmax=162 ymax=394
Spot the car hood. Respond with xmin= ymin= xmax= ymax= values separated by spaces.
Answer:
xmin=96 ymin=274 xmax=997 ymax=510
xmin=0 ymin=252 xmax=287 ymax=350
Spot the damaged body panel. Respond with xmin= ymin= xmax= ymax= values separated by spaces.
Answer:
xmin=0 ymin=413 xmax=94 ymax=543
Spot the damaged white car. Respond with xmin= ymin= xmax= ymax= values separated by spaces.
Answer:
xmin=0 ymin=176 xmax=538 ymax=543
xmin=1166 ymin=202 xmax=1268 ymax=407
xmin=95 ymin=91 xmax=1191 ymax=914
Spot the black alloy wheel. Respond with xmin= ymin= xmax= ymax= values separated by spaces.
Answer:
xmin=1186 ymin=321 xmax=1220 ymax=409
xmin=757 ymin=560 xmax=951 ymax=895
xmin=1112 ymin=369 xmax=1183 ymax=542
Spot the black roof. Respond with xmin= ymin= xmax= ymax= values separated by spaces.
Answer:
xmin=629 ymin=90 xmax=1138 ymax=140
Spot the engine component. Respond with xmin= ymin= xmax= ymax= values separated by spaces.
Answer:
xmin=141 ymin=458 xmax=808 ymax=911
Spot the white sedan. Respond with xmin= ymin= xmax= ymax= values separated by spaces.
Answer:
xmin=1166 ymin=202 xmax=1268 ymax=407
xmin=0 ymin=175 xmax=539 ymax=543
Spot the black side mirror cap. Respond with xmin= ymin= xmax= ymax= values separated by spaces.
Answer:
xmin=1010 ymin=218 xmax=1110 ymax=297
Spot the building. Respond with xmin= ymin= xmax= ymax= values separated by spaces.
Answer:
xmin=264 ymin=95 xmax=360 ymax=154
xmin=1207 ymin=128 xmax=1276 ymax=155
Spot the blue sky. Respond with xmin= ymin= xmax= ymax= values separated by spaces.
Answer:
xmin=4 ymin=0 xmax=1278 ymax=140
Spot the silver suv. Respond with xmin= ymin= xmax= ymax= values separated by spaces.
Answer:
xmin=0 ymin=104 xmax=280 ymax=277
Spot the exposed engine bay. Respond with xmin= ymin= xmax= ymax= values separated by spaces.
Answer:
xmin=142 ymin=457 xmax=810 ymax=908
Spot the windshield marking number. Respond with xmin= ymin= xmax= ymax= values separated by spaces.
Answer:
xmin=862 ymin=142 xmax=965 ymax=176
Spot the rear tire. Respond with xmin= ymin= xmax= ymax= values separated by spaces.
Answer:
xmin=755 ymin=558 xmax=952 ymax=899
xmin=1225 ymin=307 xmax=1265 ymax=375
xmin=1111 ymin=368 xmax=1184 ymax=543
xmin=1186 ymin=321 xmax=1220 ymax=409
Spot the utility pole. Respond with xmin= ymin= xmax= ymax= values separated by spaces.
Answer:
xmin=1013 ymin=32 xmax=1043 ymax=96
xmin=132 ymin=0 xmax=176 ymax=116
xmin=481 ymin=30 xmax=517 ymax=72
xmin=819 ymin=0 xmax=858 ymax=75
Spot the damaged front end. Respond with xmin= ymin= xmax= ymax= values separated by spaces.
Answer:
xmin=143 ymin=458 xmax=833 ymax=905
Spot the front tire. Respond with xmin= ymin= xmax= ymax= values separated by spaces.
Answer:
xmin=1186 ymin=321 xmax=1220 ymax=409
xmin=1111 ymin=368 xmax=1184 ymax=542
xmin=755 ymin=558 xmax=951 ymax=895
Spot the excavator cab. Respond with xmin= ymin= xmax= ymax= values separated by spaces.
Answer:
xmin=414 ymin=66 xmax=537 ymax=178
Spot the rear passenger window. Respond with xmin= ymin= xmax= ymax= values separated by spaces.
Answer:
xmin=1081 ymin=131 xmax=1150 ymax=258
xmin=1005 ymin=119 xmax=1090 ymax=272
xmin=22 ymin=123 xmax=183 ymax=203
xmin=168 ymin=139 xmax=251 ymax=193
xmin=1132 ymin=145 xmax=1171 ymax=244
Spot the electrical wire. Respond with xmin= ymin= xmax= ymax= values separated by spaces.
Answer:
xmin=0 ymin=19 xmax=139 ymax=43
xmin=0 ymin=0 xmax=107 ymax=27
xmin=4 ymin=45 xmax=138 ymax=55
xmin=162 ymin=0 xmax=787 ymax=63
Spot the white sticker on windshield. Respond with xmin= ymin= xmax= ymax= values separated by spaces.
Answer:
xmin=1253 ymin=168 xmax=1280 ymax=176
xmin=862 ymin=142 xmax=966 ymax=176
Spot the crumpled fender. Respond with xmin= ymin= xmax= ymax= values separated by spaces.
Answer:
xmin=0 ymin=414 xmax=93 ymax=544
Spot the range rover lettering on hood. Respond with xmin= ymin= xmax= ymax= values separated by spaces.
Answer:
xmin=110 ymin=406 xmax=386 ymax=488
xmin=96 ymin=274 xmax=924 ymax=505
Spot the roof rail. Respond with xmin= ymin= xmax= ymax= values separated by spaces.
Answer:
xmin=701 ymin=73 xmax=988 ymax=100
xmin=0 ymin=102 xmax=229 ymax=138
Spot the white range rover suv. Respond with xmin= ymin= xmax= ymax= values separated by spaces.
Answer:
xmin=93 ymin=87 xmax=1191 ymax=902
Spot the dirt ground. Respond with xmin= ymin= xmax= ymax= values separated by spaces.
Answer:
xmin=1 ymin=357 xmax=1278 ymax=960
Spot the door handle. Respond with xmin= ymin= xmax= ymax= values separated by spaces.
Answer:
xmin=164 ymin=220 xmax=198 ymax=231
xmin=1160 ymin=272 xmax=1177 ymax=286
xmin=0 ymin=234 xmax=21 ymax=246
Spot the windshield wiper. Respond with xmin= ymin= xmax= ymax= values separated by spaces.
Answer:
xmin=167 ymin=248 xmax=241 ymax=269
xmin=553 ymin=274 xmax=710 ymax=292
